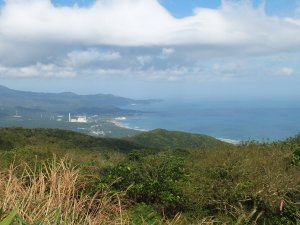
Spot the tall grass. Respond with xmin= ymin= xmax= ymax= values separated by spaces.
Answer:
xmin=0 ymin=158 xmax=223 ymax=225
xmin=0 ymin=158 xmax=126 ymax=224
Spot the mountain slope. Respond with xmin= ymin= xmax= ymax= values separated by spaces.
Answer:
xmin=0 ymin=127 xmax=141 ymax=153
xmin=0 ymin=85 xmax=160 ymax=114
xmin=127 ymin=129 xmax=229 ymax=149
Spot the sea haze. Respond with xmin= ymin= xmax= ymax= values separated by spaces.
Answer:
xmin=122 ymin=99 xmax=300 ymax=142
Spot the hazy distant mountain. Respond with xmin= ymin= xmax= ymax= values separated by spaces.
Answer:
xmin=0 ymin=85 xmax=160 ymax=115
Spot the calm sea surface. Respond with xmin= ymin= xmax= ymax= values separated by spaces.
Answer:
xmin=122 ymin=99 xmax=300 ymax=141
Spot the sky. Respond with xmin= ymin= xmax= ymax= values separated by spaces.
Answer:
xmin=0 ymin=0 xmax=300 ymax=99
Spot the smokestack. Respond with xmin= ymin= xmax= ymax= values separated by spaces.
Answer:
xmin=69 ymin=113 xmax=71 ymax=122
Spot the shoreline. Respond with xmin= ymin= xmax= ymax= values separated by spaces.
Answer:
xmin=108 ymin=117 xmax=241 ymax=145
xmin=108 ymin=117 xmax=149 ymax=132
xmin=217 ymin=138 xmax=240 ymax=145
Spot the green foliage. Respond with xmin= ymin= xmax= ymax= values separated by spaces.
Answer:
xmin=0 ymin=210 xmax=17 ymax=225
xmin=99 ymin=151 xmax=188 ymax=215
xmin=291 ymin=146 xmax=300 ymax=166
xmin=0 ymin=128 xmax=299 ymax=224
xmin=0 ymin=128 xmax=141 ymax=154
xmin=128 ymin=203 xmax=162 ymax=225
xmin=0 ymin=136 xmax=14 ymax=151
xmin=0 ymin=128 xmax=129 ymax=174
xmin=128 ymin=128 xmax=228 ymax=149
xmin=185 ymin=143 xmax=300 ymax=224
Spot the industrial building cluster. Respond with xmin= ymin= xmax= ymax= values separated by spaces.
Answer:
xmin=68 ymin=113 xmax=88 ymax=123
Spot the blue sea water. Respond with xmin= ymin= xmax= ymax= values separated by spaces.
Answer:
xmin=122 ymin=99 xmax=300 ymax=142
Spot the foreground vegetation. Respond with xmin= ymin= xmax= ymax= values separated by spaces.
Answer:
xmin=0 ymin=128 xmax=299 ymax=224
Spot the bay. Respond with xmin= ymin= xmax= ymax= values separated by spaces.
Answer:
xmin=122 ymin=99 xmax=300 ymax=142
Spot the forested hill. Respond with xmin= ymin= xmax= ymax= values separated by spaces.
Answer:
xmin=0 ymin=127 xmax=227 ymax=153
xmin=0 ymin=128 xmax=141 ymax=153
xmin=127 ymin=128 xmax=228 ymax=149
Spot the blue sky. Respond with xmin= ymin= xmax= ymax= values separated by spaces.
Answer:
xmin=1 ymin=0 xmax=292 ymax=17
xmin=162 ymin=0 xmax=300 ymax=17
xmin=46 ymin=0 xmax=300 ymax=17
xmin=0 ymin=0 xmax=299 ymax=99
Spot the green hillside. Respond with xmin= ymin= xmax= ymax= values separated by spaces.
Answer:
xmin=0 ymin=128 xmax=226 ymax=153
xmin=0 ymin=127 xmax=141 ymax=153
xmin=128 ymin=128 xmax=228 ymax=149
xmin=0 ymin=128 xmax=299 ymax=224
xmin=0 ymin=128 xmax=142 ymax=170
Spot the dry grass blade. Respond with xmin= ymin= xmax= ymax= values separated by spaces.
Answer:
xmin=0 ymin=158 xmax=126 ymax=225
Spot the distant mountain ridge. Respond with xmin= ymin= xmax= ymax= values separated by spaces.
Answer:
xmin=0 ymin=85 xmax=161 ymax=115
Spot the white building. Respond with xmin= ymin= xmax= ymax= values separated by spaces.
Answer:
xmin=69 ymin=113 xmax=87 ymax=123
xmin=76 ymin=116 xmax=87 ymax=123
xmin=12 ymin=111 xmax=22 ymax=118
xmin=56 ymin=115 xmax=64 ymax=121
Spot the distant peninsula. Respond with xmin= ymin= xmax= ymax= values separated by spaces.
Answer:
xmin=0 ymin=85 xmax=162 ymax=116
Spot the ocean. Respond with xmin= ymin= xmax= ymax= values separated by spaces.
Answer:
xmin=121 ymin=99 xmax=300 ymax=142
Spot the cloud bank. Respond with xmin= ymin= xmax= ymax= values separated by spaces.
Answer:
xmin=1 ymin=0 xmax=300 ymax=48
xmin=0 ymin=0 xmax=299 ymax=80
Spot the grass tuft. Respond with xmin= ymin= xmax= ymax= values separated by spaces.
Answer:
xmin=0 ymin=158 xmax=127 ymax=225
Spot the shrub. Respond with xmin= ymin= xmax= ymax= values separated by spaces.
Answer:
xmin=291 ymin=146 xmax=300 ymax=167
xmin=98 ymin=151 xmax=188 ymax=216
xmin=128 ymin=203 xmax=162 ymax=225
xmin=186 ymin=144 xmax=300 ymax=224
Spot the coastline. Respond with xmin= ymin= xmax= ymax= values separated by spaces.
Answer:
xmin=109 ymin=117 xmax=241 ymax=145
xmin=108 ymin=117 xmax=149 ymax=132
xmin=217 ymin=138 xmax=240 ymax=145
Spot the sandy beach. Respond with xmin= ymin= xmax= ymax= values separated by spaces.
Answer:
xmin=108 ymin=117 xmax=148 ymax=132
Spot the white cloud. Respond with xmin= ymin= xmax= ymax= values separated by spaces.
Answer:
xmin=136 ymin=55 xmax=153 ymax=66
xmin=0 ymin=0 xmax=174 ymax=46
xmin=159 ymin=47 xmax=175 ymax=59
xmin=0 ymin=0 xmax=300 ymax=50
xmin=0 ymin=60 xmax=191 ymax=80
xmin=0 ymin=0 xmax=300 ymax=81
xmin=65 ymin=49 xmax=121 ymax=66
xmin=212 ymin=62 xmax=246 ymax=78
xmin=277 ymin=67 xmax=294 ymax=76
xmin=162 ymin=48 xmax=175 ymax=56
xmin=0 ymin=63 xmax=76 ymax=78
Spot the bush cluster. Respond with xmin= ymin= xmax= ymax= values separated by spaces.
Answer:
xmin=98 ymin=150 xmax=189 ymax=216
